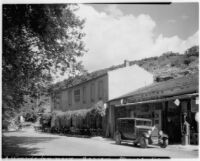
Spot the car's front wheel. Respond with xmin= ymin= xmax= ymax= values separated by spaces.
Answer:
xmin=115 ymin=132 xmax=121 ymax=145
xmin=159 ymin=138 xmax=168 ymax=148
xmin=140 ymin=137 xmax=149 ymax=148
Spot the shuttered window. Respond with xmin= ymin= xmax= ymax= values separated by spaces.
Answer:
xmin=74 ymin=89 xmax=80 ymax=102
xmin=90 ymin=83 xmax=95 ymax=102
xmin=82 ymin=86 xmax=86 ymax=104
xmin=98 ymin=80 xmax=103 ymax=100
xmin=68 ymin=90 xmax=72 ymax=106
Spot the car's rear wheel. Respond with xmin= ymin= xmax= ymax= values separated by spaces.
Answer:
xmin=115 ymin=132 xmax=121 ymax=145
xmin=140 ymin=137 xmax=148 ymax=148
xmin=160 ymin=138 xmax=168 ymax=148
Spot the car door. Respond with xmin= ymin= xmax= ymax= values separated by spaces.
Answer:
xmin=122 ymin=120 xmax=136 ymax=140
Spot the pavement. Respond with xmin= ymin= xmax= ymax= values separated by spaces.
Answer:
xmin=168 ymin=144 xmax=199 ymax=151
xmin=2 ymin=126 xmax=199 ymax=158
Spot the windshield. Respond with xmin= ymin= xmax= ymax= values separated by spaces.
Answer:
xmin=136 ymin=120 xmax=152 ymax=126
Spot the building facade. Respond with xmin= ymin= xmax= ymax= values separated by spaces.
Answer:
xmin=106 ymin=73 xmax=199 ymax=145
xmin=51 ymin=63 xmax=154 ymax=112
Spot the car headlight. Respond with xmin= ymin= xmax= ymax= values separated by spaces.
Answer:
xmin=159 ymin=130 xmax=163 ymax=136
xmin=148 ymin=130 xmax=152 ymax=135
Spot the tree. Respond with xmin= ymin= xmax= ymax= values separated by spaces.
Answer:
xmin=184 ymin=45 xmax=199 ymax=57
xmin=2 ymin=4 xmax=86 ymax=120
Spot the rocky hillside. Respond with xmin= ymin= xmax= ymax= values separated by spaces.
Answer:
xmin=130 ymin=45 xmax=199 ymax=81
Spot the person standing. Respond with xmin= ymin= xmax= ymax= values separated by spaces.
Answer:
xmin=18 ymin=115 xmax=24 ymax=130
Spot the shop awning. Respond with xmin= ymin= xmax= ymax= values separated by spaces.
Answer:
xmin=115 ymin=93 xmax=198 ymax=107
xmin=109 ymin=73 xmax=198 ymax=103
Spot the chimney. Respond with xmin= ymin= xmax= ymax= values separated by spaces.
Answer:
xmin=124 ymin=60 xmax=130 ymax=67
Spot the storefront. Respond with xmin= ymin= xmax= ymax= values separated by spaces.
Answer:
xmin=105 ymin=74 xmax=199 ymax=145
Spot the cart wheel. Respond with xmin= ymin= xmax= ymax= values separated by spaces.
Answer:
xmin=140 ymin=137 xmax=148 ymax=148
xmin=115 ymin=132 xmax=121 ymax=145
xmin=160 ymin=138 xmax=168 ymax=148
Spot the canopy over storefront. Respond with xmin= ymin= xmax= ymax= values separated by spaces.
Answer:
xmin=109 ymin=73 xmax=199 ymax=105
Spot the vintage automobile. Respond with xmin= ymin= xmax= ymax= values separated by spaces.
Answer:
xmin=115 ymin=118 xmax=168 ymax=148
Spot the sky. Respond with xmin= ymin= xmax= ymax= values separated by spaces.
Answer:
xmin=74 ymin=2 xmax=199 ymax=72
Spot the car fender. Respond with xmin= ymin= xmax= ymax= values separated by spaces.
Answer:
xmin=159 ymin=133 xmax=168 ymax=139
xmin=142 ymin=132 xmax=150 ymax=138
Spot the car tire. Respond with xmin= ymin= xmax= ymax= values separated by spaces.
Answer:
xmin=115 ymin=132 xmax=121 ymax=145
xmin=160 ymin=138 xmax=168 ymax=148
xmin=133 ymin=142 xmax=138 ymax=147
xmin=140 ymin=137 xmax=148 ymax=148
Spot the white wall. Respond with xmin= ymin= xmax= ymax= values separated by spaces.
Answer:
xmin=108 ymin=65 xmax=153 ymax=100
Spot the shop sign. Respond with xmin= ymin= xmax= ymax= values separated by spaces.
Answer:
xmin=174 ymin=99 xmax=180 ymax=106
xmin=195 ymin=112 xmax=199 ymax=122
xmin=196 ymin=97 xmax=199 ymax=104
xmin=120 ymin=98 xmax=127 ymax=104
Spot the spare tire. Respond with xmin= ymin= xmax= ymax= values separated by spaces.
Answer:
xmin=115 ymin=131 xmax=121 ymax=145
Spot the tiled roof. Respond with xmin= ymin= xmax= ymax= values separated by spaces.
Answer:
xmin=110 ymin=73 xmax=199 ymax=102
xmin=51 ymin=64 xmax=125 ymax=91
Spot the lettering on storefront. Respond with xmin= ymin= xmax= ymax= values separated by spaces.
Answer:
xmin=191 ymin=98 xmax=199 ymax=113
xmin=136 ymin=114 xmax=152 ymax=118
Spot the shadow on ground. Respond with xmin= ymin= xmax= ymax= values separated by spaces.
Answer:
xmin=2 ymin=134 xmax=58 ymax=157
xmin=110 ymin=142 xmax=156 ymax=149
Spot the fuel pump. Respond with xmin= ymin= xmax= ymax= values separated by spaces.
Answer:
xmin=182 ymin=113 xmax=190 ymax=145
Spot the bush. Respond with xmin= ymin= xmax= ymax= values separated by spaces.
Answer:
xmin=51 ymin=112 xmax=62 ymax=133
xmin=40 ymin=113 xmax=52 ymax=130
xmin=2 ymin=115 xmax=21 ymax=131
xmin=85 ymin=101 xmax=105 ymax=129
xmin=71 ymin=109 xmax=88 ymax=129
xmin=44 ymin=101 xmax=106 ymax=136
xmin=23 ymin=109 xmax=37 ymax=122
xmin=2 ymin=119 xmax=10 ymax=130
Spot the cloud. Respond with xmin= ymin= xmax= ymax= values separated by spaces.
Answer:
xmin=181 ymin=15 xmax=189 ymax=20
xmin=104 ymin=5 xmax=123 ymax=17
xmin=76 ymin=5 xmax=199 ymax=72
xmin=167 ymin=19 xmax=176 ymax=23
xmin=152 ymin=31 xmax=198 ymax=55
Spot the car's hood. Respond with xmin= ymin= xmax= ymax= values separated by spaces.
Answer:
xmin=135 ymin=126 xmax=153 ymax=130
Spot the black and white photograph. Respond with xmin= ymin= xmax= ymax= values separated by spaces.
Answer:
xmin=1 ymin=0 xmax=199 ymax=159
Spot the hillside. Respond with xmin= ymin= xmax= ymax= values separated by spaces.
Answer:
xmin=51 ymin=45 xmax=199 ymax=91
xmin=128 ymin=46 xmax=198 ymax=81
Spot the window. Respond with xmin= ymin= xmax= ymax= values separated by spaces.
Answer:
xmin=82 ymin=86 xmax=86 ymax=104
xmin=98 ymin=80 xmax=103 ymax=100
xmin=136 ymin=120 xmax=152 ymax=126
xmin=55 ymin=92 xmax=62 ymax=109
xmin=74 ymin=89 xmax=80 ymax=102
xmin=90 ymin=83 xmax=95 ymax=102
xmin=68 ymin=90 xmax=72 ymax=105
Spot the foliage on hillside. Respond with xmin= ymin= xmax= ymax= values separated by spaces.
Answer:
xmin=134 ymin=45 xmax=199 ymax=81
xmin=51 ymin=45 xmax=199 ymax=91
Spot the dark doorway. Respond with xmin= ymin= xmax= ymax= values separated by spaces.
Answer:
xmin=166 ymin=101 xmax=182 ymax=144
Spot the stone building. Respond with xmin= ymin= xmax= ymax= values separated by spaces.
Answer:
xmin=51 ymin=61 xmax=154 ymax=112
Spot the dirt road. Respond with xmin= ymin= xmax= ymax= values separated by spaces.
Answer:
xmin=2 ymin=127 xmax=198 ymax=158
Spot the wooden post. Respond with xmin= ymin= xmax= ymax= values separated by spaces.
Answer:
xmin=110 ymin=105 xmax=115 ymax=138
